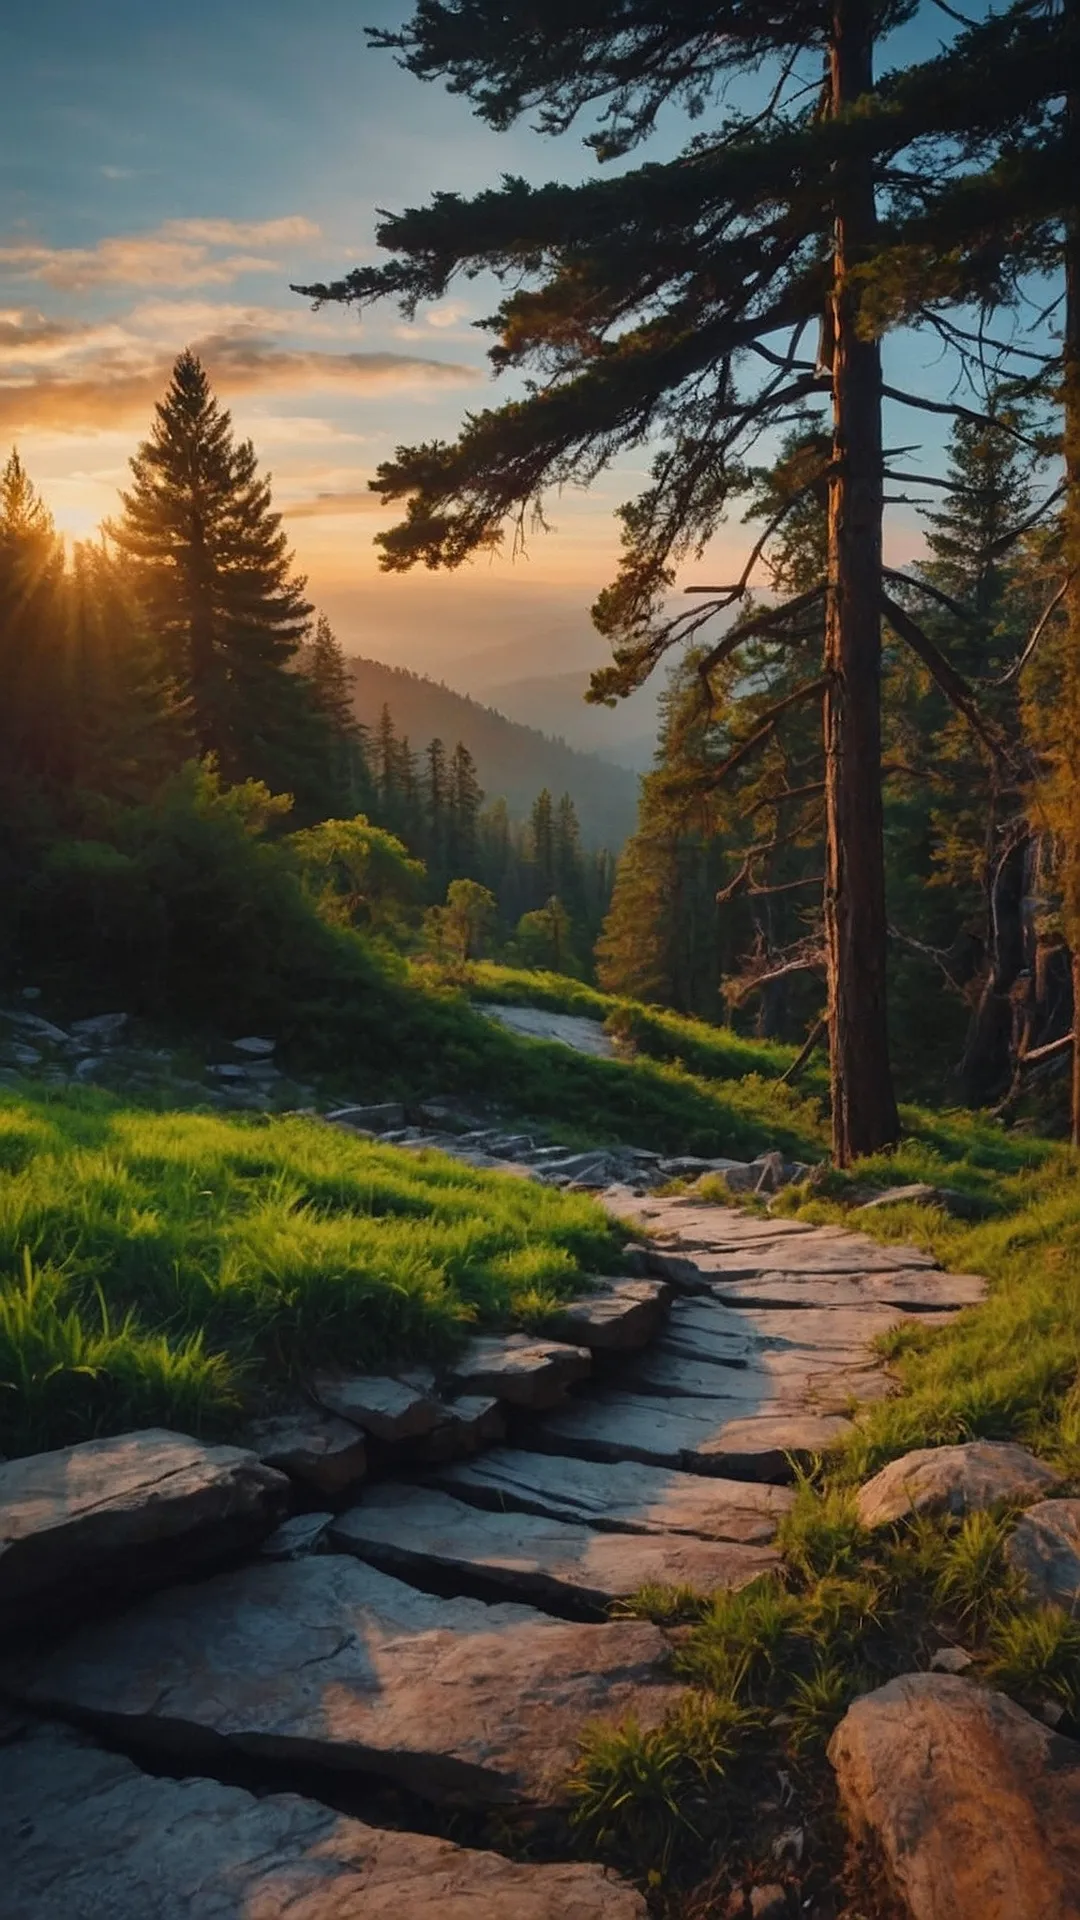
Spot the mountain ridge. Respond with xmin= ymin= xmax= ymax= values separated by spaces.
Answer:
xmin=348 ymin=655 xmax=642 ymax=850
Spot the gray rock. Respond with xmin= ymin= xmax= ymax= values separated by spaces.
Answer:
xmin=326 ymin=1101 xmax=406 ymax=1132
xmin=432 ymin=1447 xmax=794 ymax=1542
xmin=1005 ymin=1499 xmax=1080 ymax=1609
xmin=828 ymin=1672 xmax=1080 ymax=1920
xmin=73 ymin=1055 xmax=105 ymax=1081
xmin=413 ymin=1395 xmax=506 ymax=1464
xmin=856 ymin=1441 xmax=1058 ymax=1529
xmin=312 ymin=1373 xmax=443 ymax=1443
xmin=206 ymin=1063 xmax=250 ymax=1081
xmin=445 ymin=1334 xmax=591 ymax=1409
xmin=543 ymin=1278 xmax=671 ymax=1351
xmin=0 ymin=1429 xmax=289 ymax=1630
xmin=231 ymin=1035 xmax=276 ymax=1056
xmin=10 ymin=1043 xmax=42 ymax=1067
xmin=929 ymin=1644 xmax=974 ymax=1674
xmin=856 ymin=1182 xmax=992 ymax=1221
xmin=477 ymin=1003 xmax=617 ymax=1059
xmin=9 ymin=1555 xmax=681 ymax=1810
xmin=260 ymin=1511 xmax=333 ymax=1559
xmin=1 ymin=1722 xmax=648 ymax=1919
xmin=0 ymin=1008 xmax=71 ymax=1044
xmin=330 ymin=1484 xmax=777 ymax=1611
xmin=70 ymin=1012 xmax=128 ymax=1042
xmin=534 ymin=1391 xmax=850 ymax=1481
xmin=247 ymin=1409 xmax=368 ymax=1496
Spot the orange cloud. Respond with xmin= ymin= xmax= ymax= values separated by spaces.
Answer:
xmin=283 ymin=487 xmax=388 ymax=518
xmin=0 ymin=216 xmax=322 ymax=291
xmin=0 ymin=315 xmax=478 ymax=435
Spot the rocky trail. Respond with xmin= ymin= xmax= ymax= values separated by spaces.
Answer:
xmin=7 ymin=1168 xmax=1072 ymax=1917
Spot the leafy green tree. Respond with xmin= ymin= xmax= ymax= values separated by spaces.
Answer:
xmin=289 ymin=815 xmax=424 ymax=934
xmin=515 ymin=894 xmax=578 ymax=975
xmin=424 ymin=876 xmax=497 ymax=963
xmin=110 ymin=351 xmax=317 ymax=795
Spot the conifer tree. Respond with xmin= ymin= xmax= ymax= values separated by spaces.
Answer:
xmin=447 ymin=740 xmax=484 ymax=872
xmin=111 ymin=351 xmax=315 ymax=792
xmin=299 ymin=0 xmax=995 ymax=1156
xmin=0 ymin=449 xmax=67 ymax=787
xmin=530 ymin=787 xmax=556 ymax=901
xmin=297 ymin=612 xmax=371 ymax=811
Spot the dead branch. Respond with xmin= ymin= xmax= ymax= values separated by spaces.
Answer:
xmin=883 ymin=566 xmax=974 ymax=624
xmin=701 ymin=674 xmax=830 ymax=790
xmin=781 ymin=1016 xmax=827 ymax=1084
xmin=1020 ymin=1030 xmax=1074 ymax=1067
xmin=881 ymin=592 xmax=1011 ymax=766
xmin=987 ymin=572 xmax=1074 ymax=687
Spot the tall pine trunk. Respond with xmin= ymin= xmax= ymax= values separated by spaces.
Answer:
xmin=1064 ymin=75 xmax=1080 ymax=1144
xmin=822 ymin=0 xmax=900 ymax=1164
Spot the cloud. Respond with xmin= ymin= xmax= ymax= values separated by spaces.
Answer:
xmin=0 ymin=306 xmax=479 ymax=435
xmin=0 ymin=216 xmax=322 ymax=291
xmin=283 ymin=487 xmax=388 ymax=518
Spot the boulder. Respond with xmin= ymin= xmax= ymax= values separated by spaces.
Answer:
xmin=856 ymin=1182 xmax=992 ymax=1221
xmin=69 ymin=1012 xmax=128 ymax=1042
xmin=1 ymin=1722 xmax=648 ymax=1919
xmin=8 ymin=1554 xmax=681 ymax=1810
xmin=312 ymin=1373 xmax=443 ymax=1442
xmin=247 ymin=1409 xmax=368 ymax=1496
xmin=855 ymin=1441 xmax=1058 ymax=1529
xmin=476 ymin=1003 xmax=617 ymax=1059
xmin=1005 ymin=1498 xmax=1080 ymax=1609
xmin=444 ymin=1334 xmax=591 ymax=1409
xmin=828 ymin=1672 xmax=1080 ymax=1920
xmin=325 ymin=1100 xmax=407 ymax=1132
xmin=0 ymin=1430 xmax=289 ymax=1630
xmin=231 ymin=1035 xmax=276 ymax=1056
xmin=433 ymin=1446 xmax=794 ymax=1542
xmin=543 ymin=1279 xmax=671 ymax=1352
xmin=330 ymin=1484 xmax=777 ymax=1611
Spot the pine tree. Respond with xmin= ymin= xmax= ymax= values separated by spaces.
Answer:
xmin=530 ymin=788 xmax=555 ymax=902
xmin=110 ymin=351 xmax=314 ymax=792
xmin=299 ymin=0 xmax=1003 ymax=1156
xmin=297 ymin=613 xmax=372 ymax=812
xmin=0 ymin=449 xmax=66 ymax=789
xmin=447 ymin=740 xmax=483 ymax=874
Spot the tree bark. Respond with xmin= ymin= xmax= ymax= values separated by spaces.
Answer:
xmin=1066 ymin=64 xmax=1080 ymax=1145
xmin=822 ymin=0 xmax=900 ymax=1164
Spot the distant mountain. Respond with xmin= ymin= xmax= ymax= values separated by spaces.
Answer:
xmin=479 ymin=668 xmax=658 ymax=772
xmin=348 ymin=656 xmax=642 ymax=850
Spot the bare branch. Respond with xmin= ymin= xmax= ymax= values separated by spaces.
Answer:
xmin=701 ymin=674 xmax=829 ymax=789
xmin=881 ymin=592 xmax=1010 ymax=766
xmin=780 ymin=1016 xmax=827 ymax=1084
xmin=884 ymin=566 xmax=974 ymax=624
xmin=986 ymin=572 xmax=1074 ymax=686
xmin=1020 ymin=1030 xmax=1074 ymax=1067
xmin=881 ymin=384 xmax=1044 ymax=447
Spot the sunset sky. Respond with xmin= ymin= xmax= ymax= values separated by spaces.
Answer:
xmin=1 ymin=0 xmax=989 ymax=684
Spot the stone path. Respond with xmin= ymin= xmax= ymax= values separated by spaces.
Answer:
xmin=0 ymin=1186 xmax=988 ymax=1915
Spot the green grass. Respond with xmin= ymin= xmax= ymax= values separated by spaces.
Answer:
xmin=0 ymin=1085 xmax=623 ymax=1457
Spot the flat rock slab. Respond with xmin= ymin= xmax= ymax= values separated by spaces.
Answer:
xmin=445 ymin=1334 xmax=591 ymax=1409
xmin=544 ymin=1279 xmax=670 ymax=1351
xmin=331 ymin=1484 xmax=776 ymax=1610
xmin=432 ymin=1446 xmax=794 ymax=1543
xmin=312 ymin=1373 xmax=443 ymax=1442
xmin=0 ymin=1429 xmax=288 ymax=1631
xmin=1006 ymin=1499 xmax=1080 ymax=1609
xmin=478 ymin=1003 xmax=617 ymax=1058
xmin=709 ymin=1270 xmax=986 ymax=1313
xmin=8 ymin=1554 xmax=679 ymax=1809
xmin=856 ymin=1441 xmax=1058 ymax=1528
xmin=533 ymin=1390 xmax=850 ymax=1481
xmin=828 ymin=1672 xmax=1080 ymax=1920
xmin=247 ymin=1408 xmax=368 ymax=1496
xmin=612 ymin=1195 xmax=940 ymax=1273
xmin=2 ymin=1723 xmax=647 ymax=1919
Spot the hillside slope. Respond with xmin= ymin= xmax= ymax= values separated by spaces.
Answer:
xmin=349 ymin=656 xmax=641 ymax=849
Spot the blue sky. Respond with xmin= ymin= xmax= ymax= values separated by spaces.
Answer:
xmin=0 ymin=1 xmax=1033 ymax=681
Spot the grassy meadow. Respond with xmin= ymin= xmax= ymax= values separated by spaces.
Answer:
xmin=0 ymin=1086 xmax=621 ymax=1458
